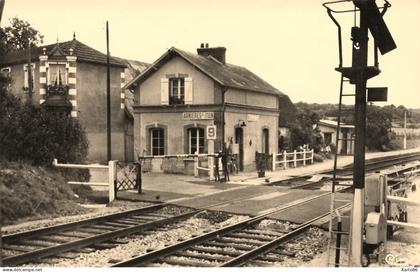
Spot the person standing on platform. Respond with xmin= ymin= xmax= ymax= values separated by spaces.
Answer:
xmin=221 ymin=144 xmax=230 ymax=182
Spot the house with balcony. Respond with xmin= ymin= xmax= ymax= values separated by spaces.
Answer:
xmin=0 ymin=36 xmax=148 ymax=162
xmin=125 ymin=44 xmax=292 ymax=171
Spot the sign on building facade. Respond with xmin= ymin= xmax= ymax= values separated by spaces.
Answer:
xmin=182 ymin=112 xmax=214 ymax=120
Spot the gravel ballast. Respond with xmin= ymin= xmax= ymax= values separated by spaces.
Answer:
xmin=22 ymin=211 xmax=249 ymax=267
xmin=3 ymin=200 xmax=154 ymax=235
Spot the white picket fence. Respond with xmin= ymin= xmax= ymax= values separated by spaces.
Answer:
xmin=271 ymin=149 xmax=314 ymax=171
xmin=138 ymin=149 xmax=314 ymax=178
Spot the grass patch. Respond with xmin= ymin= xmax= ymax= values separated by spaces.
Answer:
xmin=0 ymin=160 xmax=88 ymax=225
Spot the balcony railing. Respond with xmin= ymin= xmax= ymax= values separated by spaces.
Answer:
xmin=169 ymin=96 xmax=185 ymax=105
xmin=47 ymin=84 xmax=69 ymax=98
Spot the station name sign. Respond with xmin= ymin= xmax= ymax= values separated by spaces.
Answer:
xmin=182 ymin=112 xmax=214 ymax=120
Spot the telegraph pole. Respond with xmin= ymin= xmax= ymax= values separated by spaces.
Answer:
xmin=404 ymin=110 xmax=407 ymax=150
xmin=0 ymin=0 xmax=5 ymax=265
xmin=106 ymin=21 xmax=112 ymax=161
xmin=0 ymin=0 xmax=5 ymax=25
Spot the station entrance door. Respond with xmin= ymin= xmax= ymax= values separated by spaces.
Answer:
xmin=235 ymin=127 xmax=244 ymax=171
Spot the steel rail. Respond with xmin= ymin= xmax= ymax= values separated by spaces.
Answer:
xmin=4 ymin=152 xmax=418 ymax=266
xmin=2 ymin=209 xmax=199 ymax=266
xmin=268 ymin=152 xmax=420 ymax=189
xmin=111 ymin=189 xmax=349 ymax=267
xmin=219 ymin=203 xmax=352 ymax=267
xmin=2 ymin=203 xmax=165 ymax=244
xmin=1 ymin=177 xmax=322 ymax=266
xmin=2 ymin=178 xmax=332 ymax=266
xmin=323 ymin=152 xmax=420 ymax=176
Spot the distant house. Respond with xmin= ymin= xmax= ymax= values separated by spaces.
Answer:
xmin=0 ymin=36 xmax=148 ymax=162
xmin=317 ymin=119 xmax=354 ymax=155
xmin=125 ymin=44 xmax=293 ymax=171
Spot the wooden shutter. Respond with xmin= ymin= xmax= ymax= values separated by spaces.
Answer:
xmin=24 ymin=65 xmax=28 ymax=88
xmin=185 ymin=77 xmax=193 ymax=104
xmin=160 ymin=78 xmax=169 ymax=105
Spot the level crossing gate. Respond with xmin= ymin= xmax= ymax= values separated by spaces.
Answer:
xmin=114 ymin=162 xmax=142 ymax=198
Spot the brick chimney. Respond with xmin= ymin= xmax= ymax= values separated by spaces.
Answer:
xmin=197 ymin=43 xmax=226 ymax=64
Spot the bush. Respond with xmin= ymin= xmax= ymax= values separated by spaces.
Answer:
xmin=289 ymin=108 xmax=323 ymax=152
xmin=313 ymin=153 xmax=324 ymax=162
xmin=0 ymin=88 xmax=88 ymax=165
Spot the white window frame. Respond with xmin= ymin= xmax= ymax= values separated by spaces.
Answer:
xmin=1 ymin=67 xmax=11 ymax=75
xmin=169 ymin=77 xmax=185 ymax=105
xmin=47 ymin=61 xmax=68 ymax=85
xmin=150 ymin=128 xmax=165 ymax=156
xmin=188 ymin=127 xmax=205 ymax=154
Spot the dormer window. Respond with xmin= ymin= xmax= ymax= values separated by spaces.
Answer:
xmin=48 ymin=63 xmax=67 ymax=85
xmin=169 ymin=78 xmax=185 ymax=105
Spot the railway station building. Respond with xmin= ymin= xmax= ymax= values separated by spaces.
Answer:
xmin=126 ymin=44 xmax=292 ymax=171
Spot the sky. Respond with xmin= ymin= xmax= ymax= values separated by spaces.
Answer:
xmin=2 ymin=0 xmax=420 ymax=108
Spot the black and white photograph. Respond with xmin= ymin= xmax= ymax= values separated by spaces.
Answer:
xmin=1 ymin=0 xmax=420 ymax=269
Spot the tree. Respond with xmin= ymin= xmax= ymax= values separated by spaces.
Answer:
xmin=0 ymin=88 xmax=89 ymax=165
xmin=365 ymin=105 xmax=393 ymax=150
xmin=0 ymin=17 xmax=43 ymax=56
xmin=289 ymin=108 xmax=322 ymax=151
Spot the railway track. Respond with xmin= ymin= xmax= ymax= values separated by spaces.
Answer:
xmin=1 ymin=204 xmax=198 ymax=266
xmin=328 ymin=151 xmax=420 ymax=176
xmin=269 ymin=151 xmax=420 ymax=189
xmin=112 ymin=201 xmax=351 ymax=267
xmin=3 ymin=152 xmax=418 ymax=266
xmin=1 ymin=180 xmax=344 ymax=266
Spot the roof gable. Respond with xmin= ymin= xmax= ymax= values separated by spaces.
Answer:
xmin=126 ymin=47 xmax=286 ymax=97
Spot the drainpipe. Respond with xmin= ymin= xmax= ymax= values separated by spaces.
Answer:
xmin=221 ymin=86 xmax=227 ymax=150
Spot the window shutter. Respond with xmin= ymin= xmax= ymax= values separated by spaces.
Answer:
xmin=185 ymin=77 xmax=193 ymax=104
xmin=24 ymin=66 xmax=28 ymax=88
xmin=160 ymin=78 xmax=169 ymax=105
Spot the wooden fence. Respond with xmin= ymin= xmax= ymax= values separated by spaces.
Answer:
xmin=53 ymin=159 xmax=116 ymax=203
xmin=271 ymin=149 xmax=314 ymax=171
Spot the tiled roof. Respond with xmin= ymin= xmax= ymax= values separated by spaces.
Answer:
xmin=113 ymin=57 xmax=150 ymax=82
xmin=0 ymin=39 xmax=126 ymax=67
xmin=126 ymin=47 xmax=286 ymax=97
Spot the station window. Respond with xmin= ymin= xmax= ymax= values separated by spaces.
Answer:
xmin=150 ymin=128 xmax=165 ymax=155
xmin=169 ymin=78 xmax=185 ymax=105
xmin=188 ymin=127 xmax=204 ymax=154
